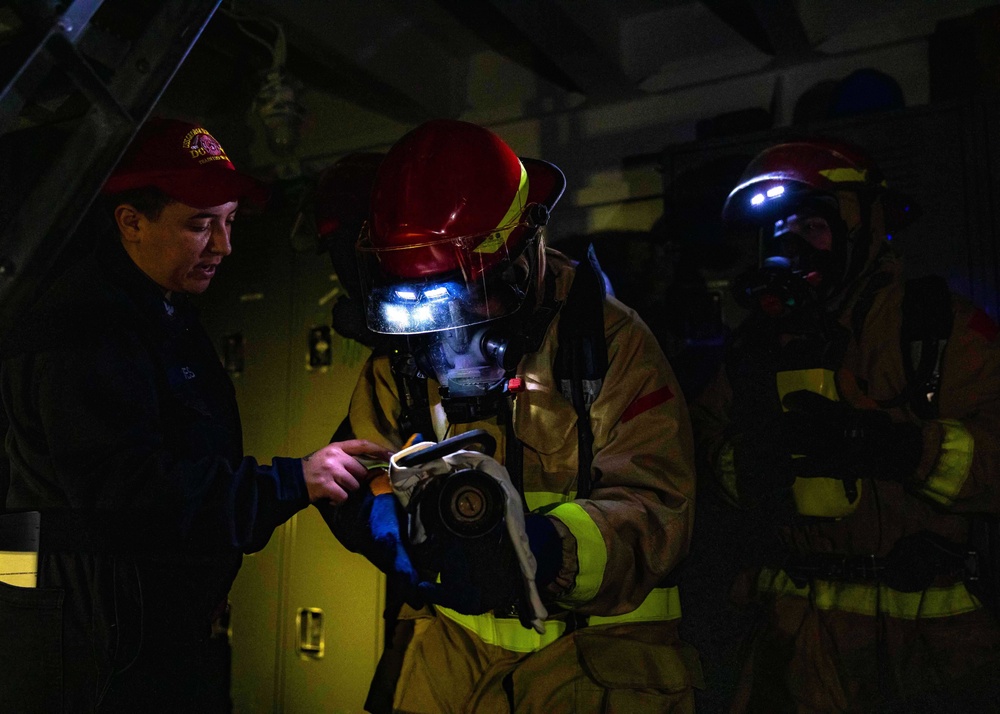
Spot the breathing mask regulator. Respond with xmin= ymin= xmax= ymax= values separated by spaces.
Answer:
xmin=402 ymin=323 xmax=523 ymax=424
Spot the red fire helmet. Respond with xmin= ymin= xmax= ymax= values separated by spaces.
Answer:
xmin=357 ymin=120 xmax=566 ymax=335
xmin=361 ymin=119 xmax=565 ymax=281
xmin=722 ymin=138 xmax=888 ymax=224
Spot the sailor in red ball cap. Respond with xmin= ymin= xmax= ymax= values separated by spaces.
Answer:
xmin=100 ymin=117 xmax=268 ymax=295
xmin=0 ymin=117 xmax=393 ymax=711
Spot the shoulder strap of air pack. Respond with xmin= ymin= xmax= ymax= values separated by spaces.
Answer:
xmin=556 ymin=245 xmax=609 ymax=500
xmin=871 ymin=275 xmax=952 ymax=419
xmin=389 ymin=350 xmax=436 ymax=444
xmin=900 ymin=275 xmax=953 ymax=419
xmin=852 ymin=274 xmax=952 ymax=418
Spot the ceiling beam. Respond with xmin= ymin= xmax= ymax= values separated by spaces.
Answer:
xmin=702 ymin=0 xmax=814 ymax=61
xmin=235 ymin=0 xmax=452 ymax=124
xmin=435 ymin=0 xmax=640 ymax=101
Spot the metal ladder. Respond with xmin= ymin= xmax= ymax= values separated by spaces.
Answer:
xmin=0 ymin=0 xmax=222 ymax=337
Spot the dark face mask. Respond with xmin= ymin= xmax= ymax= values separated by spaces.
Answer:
xmin=733 ymin=200 xmax=849 ymax=318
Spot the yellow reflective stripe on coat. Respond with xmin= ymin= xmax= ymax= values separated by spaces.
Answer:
xmin=588 ymin=586 xmax=682 ymax=626
xmin=436 ymin=608 xmax=567 ymax=653
xmin=775 ymin=368 xmax=862 ymax=518
xmin=548 ymin=502 xmax=606 ymax=604
xmin=775 ymin=368 xmax=838 ymax=400
xmin=919 ymin=419 xmax=974 ymax=507
xmin=525 ymin=491 xmax=575 ymax=512
xmin=759 ymin=567 xmax=982 ymax=619
xmin=436 ymin=586 xmax=682 ymax=653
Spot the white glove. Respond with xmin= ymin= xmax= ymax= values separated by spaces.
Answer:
xmin=389 ymin=441 xmax=548 ymax=633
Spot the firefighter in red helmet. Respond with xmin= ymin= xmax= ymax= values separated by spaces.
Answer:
xmin=692 ymin=138 xmax=1000 ymax=711
xmin=327 ymin=119 xmax=703 ymax=713
xmin=354 ymin=119 xmax=564 ymax=423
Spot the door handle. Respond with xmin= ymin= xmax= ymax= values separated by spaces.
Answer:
xmin=296 ymin=607 xmax=324 ymax=659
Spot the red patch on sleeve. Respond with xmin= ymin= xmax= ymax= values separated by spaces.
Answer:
xmin=968 ymin=308 xmax=1000 ymax=343
xmin=621 ymin=385 xmax=674 ymax=424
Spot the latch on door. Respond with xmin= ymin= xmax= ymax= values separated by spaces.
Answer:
xmin=296 ymin=607 xmax=325 ymax=659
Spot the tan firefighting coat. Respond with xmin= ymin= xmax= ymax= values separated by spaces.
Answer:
xmin=692 ymin=238 xmax=1000 ymax=711
xmin=348 ymin=248 xmax=702 ymax=713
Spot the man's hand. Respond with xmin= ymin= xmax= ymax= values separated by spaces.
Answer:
xmin=302 ymin=439 xmax=393 ymax=504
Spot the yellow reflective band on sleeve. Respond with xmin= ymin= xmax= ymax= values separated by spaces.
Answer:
xmin=474 ymin=161 xmax=529 ymax=254
xmin=588 ymin=586 xmax=682 ymax=626
xmin=436 ymin=608 xmax=567 ymax=653
xmin=759 ymin=567 xmax=982 ymax=619
xmin=525 ymin=491 xmax=576 ymax=512
xmin=919 ymin=419 xmax=974 ymax=507
xmin=549 ymin=502 xmax=607 ymax=604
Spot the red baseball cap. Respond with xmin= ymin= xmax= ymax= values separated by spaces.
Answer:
xmin=102 ymin=117 xmax=268 ymax=208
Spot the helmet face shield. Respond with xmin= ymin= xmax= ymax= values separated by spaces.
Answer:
xmin=358 ymin=225 xmax=535 ymax=335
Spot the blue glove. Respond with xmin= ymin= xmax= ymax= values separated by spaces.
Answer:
xmin=524 ymin=514 xmax=563 ymax=590
xmin=321 ymin=484 xmax=421 ymax=595
xmin=367 ymin=490 xmax=421 ymax=584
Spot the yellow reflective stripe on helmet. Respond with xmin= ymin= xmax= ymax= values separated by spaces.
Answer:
xmin=549 ymin=501 xmax=606 ymax=604
xmin=759 ymin=567 xmax=982 ymax=619
xmin=525 ymin=491 xmax=575 ymax=512
xmin=436 ymin=607 xmax=567 ymax=653
xmin=474 ymin=160 xmax=529 ymax=254
xmin=588 ymin=586 xmax=682 ymax=626
xmin=919 ymin=419 xmax=974 ymax=507
xmin=819 ymin=167 xmax=869 ymax=183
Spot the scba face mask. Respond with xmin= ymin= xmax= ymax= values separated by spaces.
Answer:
xmin=395 ymin=311 xmax=528 ymax=424
xmin=373 ymin=238 xmax=544 ymax=425
xmin=731 ymin=188 xmax=849 ymax=317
